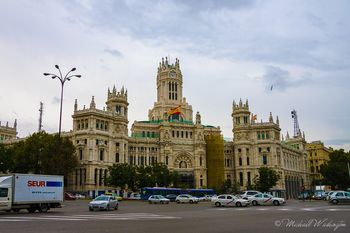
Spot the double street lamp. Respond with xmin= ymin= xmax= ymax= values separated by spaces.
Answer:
xmin=44 ymin=65 xmax=81 ymax=137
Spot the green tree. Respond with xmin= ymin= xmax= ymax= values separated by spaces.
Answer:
xmin=320 ymin=149 xmax=350 ymax=189
xmin=219 ymin=179 xmax=232 ymax=194
xmin=11 ymin=132 xmax=78 ymax=177
xmin=152 ymin=163 xmax=172 ymax=187
xmin=255 ymin=167 xmax=280 ymax=193
xmin=107 ymin=163 xmax=137 ymax=191
xmin=0 ymin=144 xmax=14 ymax=173
xmin=136 ymin=165 xmax=154 ymax=188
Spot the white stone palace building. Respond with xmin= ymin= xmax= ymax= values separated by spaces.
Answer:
xmin=68 ymin=58 xmax=221 ymax=196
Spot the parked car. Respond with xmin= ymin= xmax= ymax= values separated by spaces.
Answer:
xmin=239 ymin=190 xmax=262 ymax=200
xmin=148 ymin=195 xmax=170 ymax=204
xmin=175 ymin=194 xmax=199 ymax=204
xmin=248 ymin=193 xmax=285 ymax=206
xmin=211 ymin=194 xmax=249 ymax=207
xmin=104 ymin=192 xmax=123 ymax=201
xmin=165 ymin=194 xmax=178 ymax=202
xmin=326 ymin=191 xmax=336 ymax=200
xmin=89 ymin=195 xmax=118 ymax=211
xmin=329 ymin=191 xmax=350 ymax=205
xmin=312 ymin=191 xmax=326 ymax=200
xmin=128 ymin=194 xmax=141 ymax=200
xmin=65 ymin=192 xmax=76 ymax=200
xmin=75 ymin=193 xmax=85 ymax=199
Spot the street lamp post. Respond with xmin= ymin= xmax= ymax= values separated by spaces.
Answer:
xmin=44 ymin=65 xmax=81 ymax=137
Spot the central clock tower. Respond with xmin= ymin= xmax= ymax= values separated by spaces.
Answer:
xmin=148 ymin=57 xmax=193 ymax=122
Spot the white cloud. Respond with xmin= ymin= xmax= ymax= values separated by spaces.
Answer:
xmin=0 ymin=0 xmax=349 ymax=150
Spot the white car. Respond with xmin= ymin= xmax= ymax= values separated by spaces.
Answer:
xmin=148 ymin=195 xmax=170 ymax=204
xmin=239 ymin=190 xmax=262 ymax=200
xmin=248 ymin=193 xmax=285 ymax=206
xmin=175 ymin=194 xmax=199 ymax=204
xmin=89 ymin=195 xmax=118 ymax=211
xmin=212 ymin=194 xmax=249 ymax=207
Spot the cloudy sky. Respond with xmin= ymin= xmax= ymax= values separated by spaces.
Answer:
xmin=0 ymin=0 xmax=349 ymax=150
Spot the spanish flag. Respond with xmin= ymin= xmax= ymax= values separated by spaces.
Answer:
xmin=252 ymin=114 xmax=257 ymax=121
xmin=168 ymin=105 xmax=181 ymax=115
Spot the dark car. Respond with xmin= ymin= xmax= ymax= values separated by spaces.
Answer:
xmin=65 ymin=192 xmax=76 ymax=200
xmin=166 ymin=194 xmax=178 ymax=202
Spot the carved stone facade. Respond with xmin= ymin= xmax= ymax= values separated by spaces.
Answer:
xmin=0 ymin=120 xmax=17 ymax=142
xmin=67 ymin=58 xmax=220 ymax=195
xmin=223 ymin=99 xmax=311 ymax=198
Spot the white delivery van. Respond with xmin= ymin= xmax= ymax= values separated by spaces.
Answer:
xmin=0 ymin=174 xmax=64 ymax=213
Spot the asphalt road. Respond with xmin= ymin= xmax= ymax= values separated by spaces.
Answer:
xmin=0 ymin=199 xmax=349 ymax=233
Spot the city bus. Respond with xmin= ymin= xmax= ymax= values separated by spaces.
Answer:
xmin=140 ymin=187 xmax=215 ymax=200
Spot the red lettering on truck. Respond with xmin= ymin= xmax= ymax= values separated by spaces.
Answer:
xmin=27 ymin=180 xmax=46 ymax=187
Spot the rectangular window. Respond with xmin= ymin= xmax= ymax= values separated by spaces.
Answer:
xmin=186 ymin=132 xmax=188 ymax=138
xmin=100 ymin=150 xmax=104 ymax=161
xmin=79 ymin=149 xmax=83 ymax=160
xmin=257 ymin=133 xmax=260 ymax=140
xmin=115 ymin=153 xmax=119 ymax=163
xmin=247 ymin=157 xmax=250 ymax=165
xmin=247 ymin=172 xmax=251 ymax=185
xmin=239 ymin=172 xmax=243 ymax=186
xmin=263 ymin=155 xmax=267 ymax=165
xmin=0 ymin=188 xmax=8 ymax=198
xmin=177 ymin=131 xmax=179 ymax=137
xmin=239 ymin=157 xmax=242 ymax=166
xmin=266 ymin=132 xmax=269 ymax=139
xmin=262 ymin=133 xmax=265 ymax=139
xmin=181 ymin=131 xmax=184 ymax=138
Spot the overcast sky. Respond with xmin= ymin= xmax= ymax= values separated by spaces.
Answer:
xmin=0 ymin=0 xmax=349 ymax=150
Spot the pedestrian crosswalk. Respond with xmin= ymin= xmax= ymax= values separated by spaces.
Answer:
xmin=0 ymin=213 xmax=181 ymax=222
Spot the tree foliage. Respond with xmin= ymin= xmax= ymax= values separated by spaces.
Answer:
xmin=107 ymin=163 xmax=179 ymax=191
xmin=320 ymin=149 xmax=350 ymax=189
xmin=0 ymin=144 xmax=14 ymax=173
xmin=255 ymin=167 xmax=280 ymax=193
xmin=7 ymin=132 xmax=78 ymax=177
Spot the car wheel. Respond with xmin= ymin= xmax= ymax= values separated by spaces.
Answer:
xmin=160 ymin=201 xmax=163 ymax=204
xmin=176 ymin=200 xmax=180 ymax=204
xmin=236 ymin=202 xmax=242 ymax=207
xmin=332 ymin=199 xmax=338 ymax=205
xmin=27 ymin=207 xmax=36 ymax=213
xmin=252 ymin=200 xmax=258 ymax=206
xmin=114 ymin=204 xmax=118 ymax=210
xmin=189 ymin=200 xmax=194 ymax=204
xmin=273 ymin=200 xmax=279 ymax=206
xmin=89 ymin=208 xmax=93 ymax=211
xmin=38 ymin=204 xmax=49 ymax=213
xmin=215 ymin=202 xmax=221 ymax=207
xmin=106 ymin=205 xmax=110 ymax=211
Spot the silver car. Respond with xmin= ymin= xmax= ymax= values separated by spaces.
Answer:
xmin=148 ymin=195 xmax=170 ymax=204
xmin=175 ymin=194 xmax=198 ymax=204
xmin=329 ymin=191 xmax=350 ymax=205
xmin=212 ymin=194 xmax=249 ymax=207
xmin=89 ymin=195 xmax=118 ymax=211
xmin=248 ymin=193 xmax=285 ymax=206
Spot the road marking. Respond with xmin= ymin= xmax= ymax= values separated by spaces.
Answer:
xmin=0 ymin=213 xmax=180 ymax=222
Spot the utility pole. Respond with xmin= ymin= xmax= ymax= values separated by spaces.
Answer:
xmin=291 ymin=109 xmax=300 ymax=138
xmin=38 ymin=102 xmax=44 ymax=132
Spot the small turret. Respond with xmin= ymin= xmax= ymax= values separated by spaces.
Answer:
xmin=282 ymin=134 xmax=284 ymax=141
xmin=196 ymin=111 xmax=201 ymax=125
xmin=303 ymin=131 xmax=305 ymax=139
xmin=276 ymin=116 xmax=279 ymax=125
xmin=74 ymin=99 xmax=78 ymax=111
xmin=269 ymin=112 xmax=274 ymax=123
xmin=14 ymin=119 xmax=17 ymax=129
xmin=286 ymin=131 xmax=290 ymax=140
xmin=90 ymin=96 xmax=96 ymax=109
